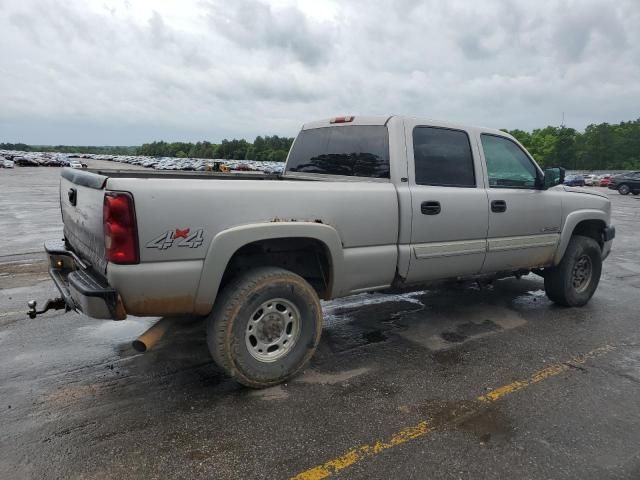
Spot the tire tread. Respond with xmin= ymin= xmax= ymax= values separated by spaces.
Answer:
xmin=206 ymin=266 xmax=322 ymax=388
xmin=544 ymin=235 xmax=602 ymax=307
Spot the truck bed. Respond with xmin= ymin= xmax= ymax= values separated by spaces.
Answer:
xmin=59 ymin=167 xmax=400 ymax=307
xmin=64 ymin=168 xmax=284 ymax=186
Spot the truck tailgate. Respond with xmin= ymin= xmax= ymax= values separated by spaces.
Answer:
xmin=59 ymin=168 xmax=109 ymax=274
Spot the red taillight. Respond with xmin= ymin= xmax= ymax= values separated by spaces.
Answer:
xmin=330 ymin=116 xmax=354 ymax=124
xmin=103 ymin=192 xmax=139 ymax=264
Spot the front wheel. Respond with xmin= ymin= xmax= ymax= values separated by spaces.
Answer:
xmin=618 ymin=184 xmax=630 ymax=195
xmin=544 ymin=235 xmax=602 ymax=307
xmin=206 ymin=267 xmax=322 ymax=388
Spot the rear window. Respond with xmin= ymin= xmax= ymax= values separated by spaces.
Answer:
xmin=286 ymin=126 xmax=390 ymax=178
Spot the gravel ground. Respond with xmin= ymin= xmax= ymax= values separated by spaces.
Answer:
xmin=1 ymin=166 xmax=639 ymax=480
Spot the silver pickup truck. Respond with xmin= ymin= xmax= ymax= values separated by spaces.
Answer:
xmin=35 ymin=115 xmax=615 ymax=387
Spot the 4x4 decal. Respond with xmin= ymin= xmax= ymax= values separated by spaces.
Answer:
xmin=146 ymin=228 xmax=204 ymax=250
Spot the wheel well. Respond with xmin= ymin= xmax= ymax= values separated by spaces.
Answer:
xmin=572 ymin=220 xmax=606 ymax=249
xmin=220 ymin=238 xmax=333 ymax=299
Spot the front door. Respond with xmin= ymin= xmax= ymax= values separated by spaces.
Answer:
xmin=478 ymin=133 xmax=562 ymax=273
xmin=405 ymin=122 xmax=489 ymax=284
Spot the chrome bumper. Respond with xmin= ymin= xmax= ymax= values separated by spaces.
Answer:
xmin=45 ymin=239 xmax=126 ymax=320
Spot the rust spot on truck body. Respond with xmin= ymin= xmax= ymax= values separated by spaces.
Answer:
xmin=194 ymin=302 xmax=214 ymax=316
xmin=124 ymin=295 xmax=195 ymax=317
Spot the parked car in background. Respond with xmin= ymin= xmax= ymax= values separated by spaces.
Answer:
xmin=609 ymin=172 xmax=640 ymax=195
xmin=14 ymin=157 xmax=39 ymax=167
xmin=599 ymin=174 xmax=612 ymax=187
xmin=584 ymin=174 xmax=600 ymax=186
xmin=2 ymin=158 xmax=15 ymax=168
xmin=69 ymin=161 xmax=85 ymax=169
xmin=564 ymin=174 xmax=586 ymax=187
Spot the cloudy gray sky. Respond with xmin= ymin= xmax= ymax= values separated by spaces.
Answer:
xmin=1 ymin=0 xmax=639 ymax=145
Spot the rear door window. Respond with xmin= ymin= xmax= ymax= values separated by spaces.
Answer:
xmin=286 ymin=126 xmax=390 ymax=178
xmin=412 ymin=127 xmax=476 ymax=187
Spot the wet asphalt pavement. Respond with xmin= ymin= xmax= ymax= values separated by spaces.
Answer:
xmin=1 ymin=166 xmax=639 ymax=479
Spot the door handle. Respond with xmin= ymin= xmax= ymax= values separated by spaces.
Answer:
xmin=491 ymin=200 xmax=506 ymax=213
xmin=421 ymin=201 xmax=441 ymax=215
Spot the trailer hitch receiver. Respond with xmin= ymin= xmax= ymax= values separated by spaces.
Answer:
xmin=27 ymin=298 xmax=69 ymax=319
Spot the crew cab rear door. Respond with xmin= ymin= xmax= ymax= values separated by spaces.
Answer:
xmin=403 ymin=120 xmax=489 ymax=283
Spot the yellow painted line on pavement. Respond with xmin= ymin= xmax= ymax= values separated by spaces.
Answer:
xmin=0 ymin=311 xmax=23 ymax=318
xmin=291 ymin=345 xmax=615 ymax=480
xmin=478 ymin=344 xmax=614 ymax=402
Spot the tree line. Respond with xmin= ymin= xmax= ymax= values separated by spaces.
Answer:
xmin=3 ymin=118 xmax=639 ymax=169
xmin=135 ymin=135 xmax=293 ymax=162
xmin=0 ymin=143 xmax=136 ymax=155
xmin=504 ymin=119 xmax=640 ymax=171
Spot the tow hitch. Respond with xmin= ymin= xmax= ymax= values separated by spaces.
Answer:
xmin=27 ymin=298 xmax=69 ymax=319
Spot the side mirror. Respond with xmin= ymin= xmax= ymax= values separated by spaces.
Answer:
xmin=543 ymin=167 xmax=565 ymax=189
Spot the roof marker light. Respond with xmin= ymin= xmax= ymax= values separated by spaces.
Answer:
xmin=330 ymin=116 xmax=354 ymax=124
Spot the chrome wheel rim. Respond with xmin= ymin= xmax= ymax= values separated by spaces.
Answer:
xmin=619 ymin=185 xmax=629 ymax=194
xmin=572 ymin=255 xmax=592 ymax=293
xmin=245 ymin=298 xmax=301 ymax=362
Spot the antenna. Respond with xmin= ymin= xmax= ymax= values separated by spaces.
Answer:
xmin=561 ymin=112 xmax=565 ymax=127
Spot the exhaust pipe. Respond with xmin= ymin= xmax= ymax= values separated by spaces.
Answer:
xmin=132 ymin=317 xmax=172 ymax=352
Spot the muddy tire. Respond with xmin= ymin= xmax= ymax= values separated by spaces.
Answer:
xmin=544 ymin=235 xmax=602 ymax=307
xmin=206 ymin=267 xmax=322 ymax=388
xmin=618 ymin=184 xmax=630 ymax=195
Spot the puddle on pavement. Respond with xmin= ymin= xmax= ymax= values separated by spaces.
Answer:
xmin=512 ymin=289 xmax=551 ymax=309
xmin=418 ymin=399 xmax=513 ymax=444
xmin=399 ymin=302 xmax=526 ymax=351
xmin=431 ymin=349 xmax=466 ymax=365
xmin=441 ymin=331 xmax=466 ymax=343
xmin=440 ymin=319 xmax=500 ymax=344
xmin=320 ymin=298 xmax=422 ymax=353
xmin=363 ymin=330 xmax=387 ymax=343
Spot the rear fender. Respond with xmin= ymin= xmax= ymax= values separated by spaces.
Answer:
xmin=193 ymin=222 xmax=344 ymax=315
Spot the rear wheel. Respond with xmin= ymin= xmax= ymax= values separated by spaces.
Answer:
xmin=618 ymin=184 xmax=630 ymax=195
xmin=206 ymin=267 xmax=322 ymax=388
xmin=544 ymin=235 xmax=602 ymax=307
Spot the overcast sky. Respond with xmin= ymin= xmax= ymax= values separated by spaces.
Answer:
xmin=1 ymin=0 xmax=639 ymax=145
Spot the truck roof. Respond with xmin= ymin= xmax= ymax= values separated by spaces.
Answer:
xmin=302 ymin=116 xmax=392 ymax=129
xmin=301 ymin=115 xmax=511 ymax=139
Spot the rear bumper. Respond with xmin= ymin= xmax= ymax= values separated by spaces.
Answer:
xmin=45 ymin=239 xmax=126 ymax=320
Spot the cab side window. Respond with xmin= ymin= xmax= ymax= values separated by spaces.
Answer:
xmin=480 ymin=134 xmax=538 ymax=188
xmin=413 ymin=127 xmax=476 ymax=187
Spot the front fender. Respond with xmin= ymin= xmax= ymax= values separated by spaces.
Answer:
xmin=553 ymin=209 xmax=609 ymax=265
xmin=193 ymin=222 xmax=344 ymax=315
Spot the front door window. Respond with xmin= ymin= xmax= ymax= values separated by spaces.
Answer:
xmin=481 ymin=134 xmax=538 ymax=188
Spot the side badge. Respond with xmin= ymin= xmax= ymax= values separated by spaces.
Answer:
xmin=146 ymin=228 xmax=204 ymax=250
